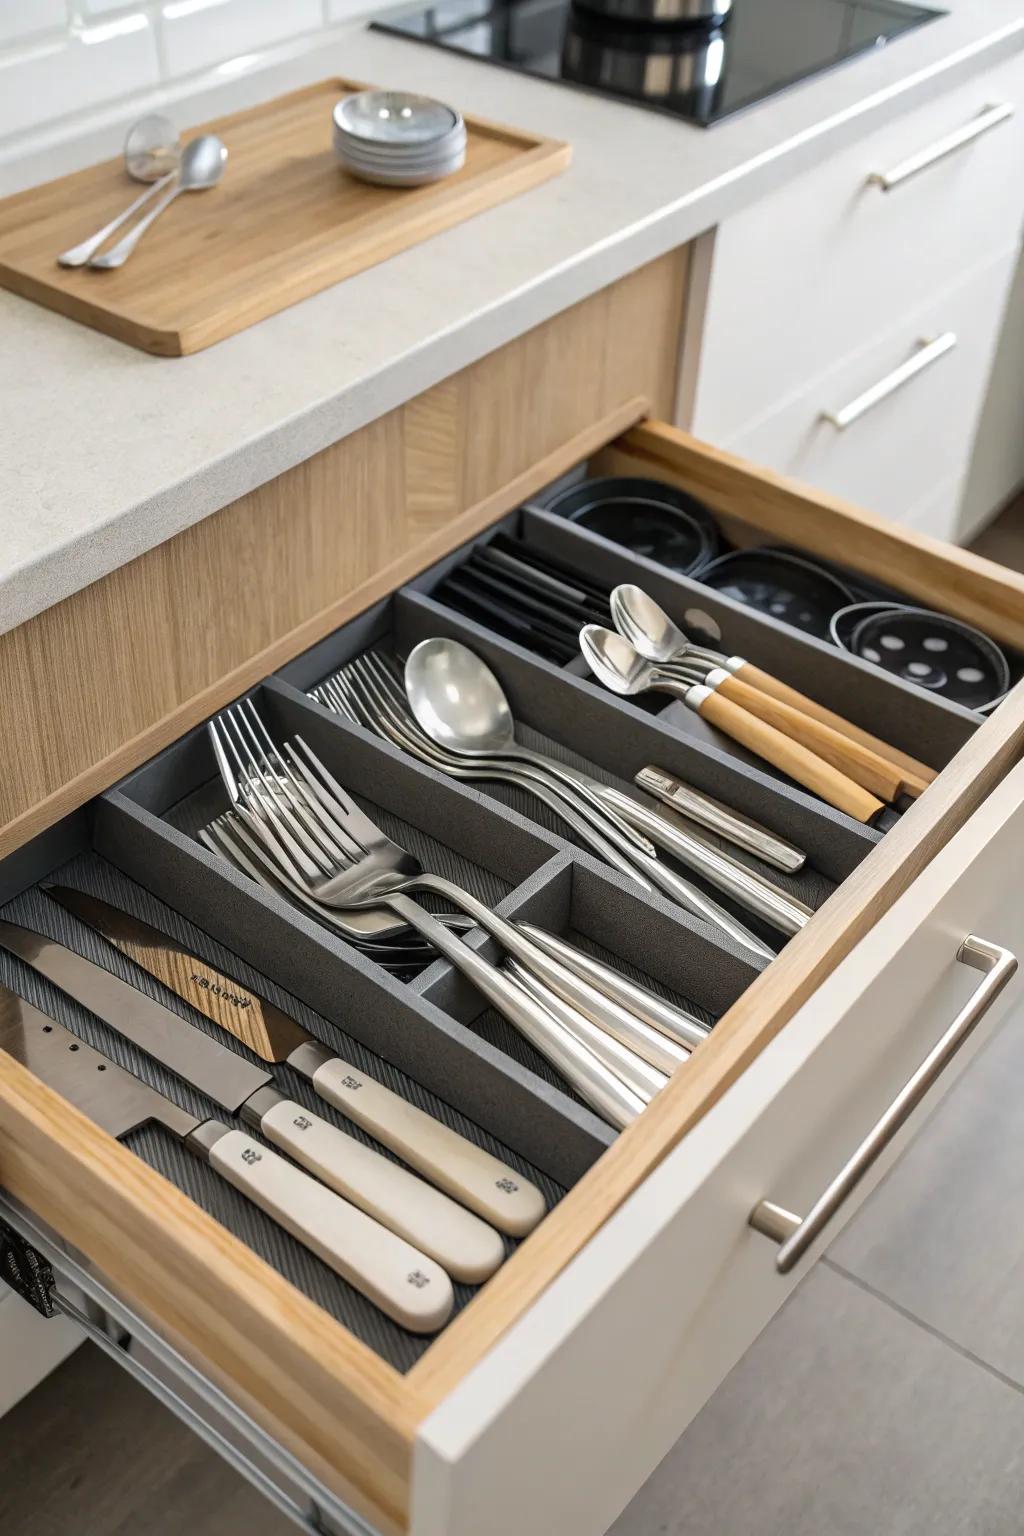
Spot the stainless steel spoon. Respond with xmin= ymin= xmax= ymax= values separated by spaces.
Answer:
xmin=89 ymin=133 xmax=227 ymax=269
xmin=611 ymin=585 xmax=723 ymax=670
xmin=58 ymin=114 xmax=181 ymax=267
xmin=581 ymin=626 xmax=885 ymax=826
xmin=404 ymin=637 xmax=655 ymax=856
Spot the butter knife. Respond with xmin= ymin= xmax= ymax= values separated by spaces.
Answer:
xmin=0 ymin=911 xmax=502 ymax=1288
xmin=42 ymin=887 xmax=546 ymax=1238
xmin=0 ymin=977 xmax=452 ymax=1332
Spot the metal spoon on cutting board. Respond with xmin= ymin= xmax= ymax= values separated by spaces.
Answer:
xmin=58 ymin=115 xmax=181 ymax=268
xmin=89 ymin=133 xmax=227 ymax=269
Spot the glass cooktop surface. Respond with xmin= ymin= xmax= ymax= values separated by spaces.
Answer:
xmin=374 ymin=0 xmax=943 ymax=127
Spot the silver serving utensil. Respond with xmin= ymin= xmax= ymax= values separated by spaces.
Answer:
xmin=58 ymin=114 xmax=181 ymax=267
xmin=403 ymin=637 xmax=655 ymax=858
xmin=89 ymin=133 xmax=227 ymax=269
xmin=322 ymin=655 xmax=657 ymax=887
xmin=317 ymin=650 xmax=775 ymax=961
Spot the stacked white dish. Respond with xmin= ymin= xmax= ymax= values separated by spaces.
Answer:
xmin=332 ymin=90 xmax=467 ymax=187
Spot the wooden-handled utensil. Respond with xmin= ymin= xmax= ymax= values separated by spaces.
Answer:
xmin=683 ymin=679 xmax=884 ymax=823
xmin=611 ymin=585 xmax=935 ymax=798
xmin=700 ymin=667 xmax=905 ymax=802
xmin=580 ymin=626 xmax=884 ymax=824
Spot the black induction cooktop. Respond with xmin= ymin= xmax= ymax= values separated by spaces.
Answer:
xmin=373 ymin=0 xmax=943 ymax=127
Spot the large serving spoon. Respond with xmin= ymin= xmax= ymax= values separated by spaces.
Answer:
xmin=580 ymin=626 xmax=884 ymax=825
xmin=58 ymin=114 xmax=181 ymax=267
xmin=611 ymin=584 xmax=909 ymax=803
xmin=406 ymin=637 xmax=776 ymax=962
xmin=89 ymin=133 xmax=227 ymax=269
xmin=404 ymin=636 xmax=654 ymax=856
xmin=679 ymin=602 xmax=936 ymax=796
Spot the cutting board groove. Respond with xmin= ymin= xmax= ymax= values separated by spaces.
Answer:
xmin=0 ymin=79 xmax=571 ymax=356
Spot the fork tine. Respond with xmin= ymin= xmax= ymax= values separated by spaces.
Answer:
xmin=207 ymin=717 xmax=243 ymax=807
xmin=230 ymin=703 xmax=354 ymax=868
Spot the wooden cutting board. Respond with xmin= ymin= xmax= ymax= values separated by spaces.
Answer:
xmin=0 ymin=80 xmax=571 ymax=356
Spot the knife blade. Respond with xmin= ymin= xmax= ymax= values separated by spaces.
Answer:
xmin=1 ymin=910 xmax=501 ymax=1286
xmin=0 ymin=981 xmax=453 ymax=1331
xmin=45 ymin=885 xmax=546 ymax=1238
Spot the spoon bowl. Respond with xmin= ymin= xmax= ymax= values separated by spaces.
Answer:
xmin=580 ymin=626 xmax=666 ymax=697
xmin=611 ymin=584 xmax=689 ymax=663
xmin=404 ymin=637 xmax=515 ymax=755
xmin=405 ymin=636 xmax=658 ymax=856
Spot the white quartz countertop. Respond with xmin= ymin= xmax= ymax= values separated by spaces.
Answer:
xmin=2 ymin=0 xmax=1022 ymax=636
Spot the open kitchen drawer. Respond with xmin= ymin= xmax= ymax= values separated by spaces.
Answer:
xmin=2 ymin=416 xmax=1024 ymax=1536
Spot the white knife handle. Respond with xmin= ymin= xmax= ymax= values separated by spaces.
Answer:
xmin=206 ymin=1128 xmax=454 ymax=1333
xmin=309 ymin=1057 xmax=547 ymax=1237
xmin=258 ymin=1099 xmax=505 ymax=1285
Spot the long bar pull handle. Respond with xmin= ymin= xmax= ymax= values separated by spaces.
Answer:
xmin=867 ymin=103 xmax=1014 ymax=191
xmin=823 ymin=333 xmax=956 ymax=429
xmin=750 ymin=935 xmax=1017 ymax=1274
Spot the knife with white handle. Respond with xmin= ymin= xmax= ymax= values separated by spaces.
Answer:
xmin=0 ymin=982 xmax=453 ymax=1332
xmin=0 ymin=911 xmax=503 ymax=1286
xmin=42 ymin=888 xmax=547 ymax=1238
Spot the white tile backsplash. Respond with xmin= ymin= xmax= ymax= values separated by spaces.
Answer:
xmin=0 ymin=16 xmax=160 ymax=138
xmin=0 ymin=0 xmax=68 ymax=46
xmin=0 ymin=0 xmax=359 ymax=150
xmin=160 ymin=0 xmax=322 ymax=77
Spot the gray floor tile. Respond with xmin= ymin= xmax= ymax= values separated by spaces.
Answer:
xmin=830 ymin=999 xmax=1024 ymax=1385
xmin=609 ymin=1265 xmax=1024 ymax=1536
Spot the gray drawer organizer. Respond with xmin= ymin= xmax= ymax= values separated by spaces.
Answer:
xmin=0 ymin=469 xmax=982 ymax=1377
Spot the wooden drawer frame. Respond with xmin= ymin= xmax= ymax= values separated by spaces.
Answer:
xmin=3 ymin=416 xmax=1024 ymax=1534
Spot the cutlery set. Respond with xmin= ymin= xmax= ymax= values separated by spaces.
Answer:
xmin=0 ymin=469 xmax=972 ymax=1345
xmin=198 ymin=698 xmax=710 ymax=1129
xmin=312 ymin=645 xmax=808 ymax=951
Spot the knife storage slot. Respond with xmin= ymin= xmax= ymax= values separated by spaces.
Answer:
xmin=0 ymin=848 xmax=567 ymax=1369
xmin=398 ymin=496 xmax=982 ymax=775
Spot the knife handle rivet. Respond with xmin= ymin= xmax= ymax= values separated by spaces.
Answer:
xmin=69 ymin=1043 xmax=79 ymax=1052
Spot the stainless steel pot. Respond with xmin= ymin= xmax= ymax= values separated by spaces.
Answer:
xmin=562 ymin=7 xmax=728 ymax=109
xmin=571 ymin=0 xmax=731 ymax=24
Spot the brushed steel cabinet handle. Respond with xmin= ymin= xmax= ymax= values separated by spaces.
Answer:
xmin=750 ymin=935 xmax=1017 ymax=1274
xmin=823 ymin=332 xmax=956 ymax=429
xmin=867 ymin=102 xmax=1015 ymax=190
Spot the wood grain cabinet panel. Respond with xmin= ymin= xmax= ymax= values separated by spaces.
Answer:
xmin=0 ymin=248 xmax=686 ymax=858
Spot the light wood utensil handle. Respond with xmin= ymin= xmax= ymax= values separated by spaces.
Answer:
xmin=208 ymin=1127 xmax=454 ymax=1332
xmin=712 ymin=672 xmax=903 ymax=803
xmin=693 ymin=690 xmax=884 ymax=823
xmin=310 ymin=1055 xmax=547 ymax=1237
xmin=732 ymin=662 xmax=935 ymax=796
xmin=259 ymin=1098 xmax=505 ymax=1285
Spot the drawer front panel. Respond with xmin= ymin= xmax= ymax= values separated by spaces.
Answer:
xmin=693 ymin=51 xmax=1024 ymax=443
xmin=725 ymin=248 xmax=1019 ymax=524
xmin=412 ymin=754 xmax=1024 ymax=1536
